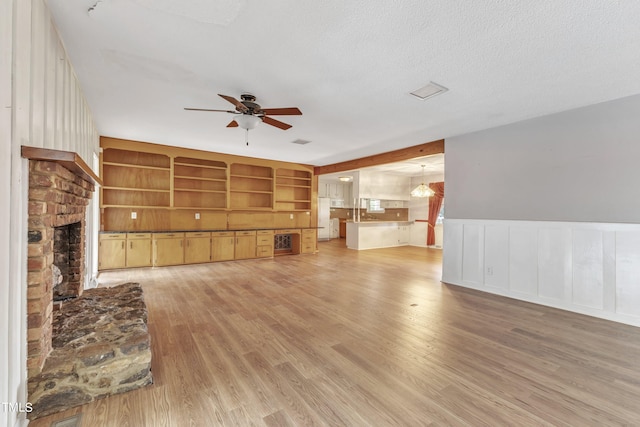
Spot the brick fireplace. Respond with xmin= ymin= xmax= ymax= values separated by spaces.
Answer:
xmin=25 ymin=152 xmax=96 ymax=376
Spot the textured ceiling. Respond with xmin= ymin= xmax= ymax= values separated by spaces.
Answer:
xmin=47 ymin=0 xmax=640 ymax=168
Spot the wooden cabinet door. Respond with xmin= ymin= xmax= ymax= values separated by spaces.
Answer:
xmin=99 ymin=238 xmax=126 ymax=270
xmin=154 ymin=235 xmax=185 ymax=266
xmin=185 ymin=236 xmax=211 ymax=264
xmin=235 ymin=235 xmax=256 ymax=259
xmin=126 ymin=237 xmax=152 ymax=267
xmin=212 ymin=234 xmax=235 ymax=261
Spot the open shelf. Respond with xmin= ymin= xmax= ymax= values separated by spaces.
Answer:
xmin=275 ymin=168 xmax=312 ymax=211
xmin=103 ymin=165 xmax=170 ymax=190
xmin=174 ymin=191 xmax=226 ymax=209
xmin=101 ymin=149 xmax=171 ymax=208
xmin=102 ymin=188 xmax=170 ymax=207
xmin=103 ymin=148 xmax=170 ymax=169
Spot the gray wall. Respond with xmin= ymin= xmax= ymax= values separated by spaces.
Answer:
xmin=445 ymin=94 xmax=640 ymax=223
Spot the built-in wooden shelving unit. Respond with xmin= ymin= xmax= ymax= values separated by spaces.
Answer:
xmin=99 ymin=137 xmax=317 ymax=232
xmin=173 ymin=156 xmax=228 ymax=209
xmin=275 ymin=168 xmax=312 ymax=211
xmin=101 ymin=148 xmax=171 ymax=208
xmin=229 ymin=163 xmax=274 ymax=210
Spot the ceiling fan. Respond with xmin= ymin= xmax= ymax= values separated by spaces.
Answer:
xmin=184 ymin=93 xmax=302 ymax=131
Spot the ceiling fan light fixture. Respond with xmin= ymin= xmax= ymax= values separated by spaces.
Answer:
xmin=234 ymin=114 xmax=261 ymax=130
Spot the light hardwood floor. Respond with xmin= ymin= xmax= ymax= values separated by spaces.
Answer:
xmin=31 ymin=240 xmax=640 ymax=426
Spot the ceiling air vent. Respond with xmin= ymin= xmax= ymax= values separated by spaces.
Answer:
xmin=291 ymin=139 xmax=311 ymax=145
xmin=410 ymin=81 xmax=448 ymax=100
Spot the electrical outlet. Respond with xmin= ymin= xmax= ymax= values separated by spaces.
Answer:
xmin=195 ymin=213 xmax=200 ymax=220
xmin=486 ymin=267 xmax=493 ymax=276
xmin=131 ymin=212 xmax=137 ymax=219
xmin=290 ymin=214 xmax=294 ymax=219
xmin=397 ymin=212 xmax=400 ymax=217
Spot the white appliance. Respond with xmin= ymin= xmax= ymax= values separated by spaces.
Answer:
xmin=318 ymin=197 xmax=331 ymax=241
xmin=330 ymin=218 xmax=340 ymax=239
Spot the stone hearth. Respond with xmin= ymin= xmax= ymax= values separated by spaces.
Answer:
xmin=28 ymin=283 xmax=153 ymax=419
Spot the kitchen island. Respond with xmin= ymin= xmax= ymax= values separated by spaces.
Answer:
xmin=345 ymin=220 xmax=413 ymax=250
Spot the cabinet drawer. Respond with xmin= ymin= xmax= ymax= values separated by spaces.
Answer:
xmin=235 ymin=230 xmax=256 ymax=236
xmin=100 ymin=233 xmax=126 ymax=240
xmin=256 ymin=245 xmax=274 ymax=257
xmin=212 ymin=231 xmax=234 ymax=237
xmin=302 ymin=234 xmax=315 ymax=243
xmin=276 ymin=229 xmax=300 ymax=235
xmin=257 ymin=235 xmax=273 ymax=245
xmin=301 ymin=242 xmax=315 ymax=253
xmin=301 ymin=229 xmax=315 ymax=235
xmin=153 ymin=232 xmax=185 ymax=239
xmin=185 ymin=232 xmax=211 ymax=238
xmin=127 ymin=233 xmax=152 ymax=240
xmin=257 ymin=230 xmax=274 ymax=236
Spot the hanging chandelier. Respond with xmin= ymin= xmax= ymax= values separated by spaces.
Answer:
xmin=410 ymin=165 xmax=435 ymax=198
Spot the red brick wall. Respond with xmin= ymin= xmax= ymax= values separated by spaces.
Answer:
xmin=27 ymin=160 xmax=94 ymax=375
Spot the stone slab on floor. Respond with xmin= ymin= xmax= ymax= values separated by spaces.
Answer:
xmin=28 ymin=282 xmax=153 ymax=419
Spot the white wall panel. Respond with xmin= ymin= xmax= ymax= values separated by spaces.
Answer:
xmin=4 ymin=2 xmax=100 ymax=426
xmin=509 ymin=227 xmax=538 ymax=296
xmin=538 ymin=227 xmax=571 ymax=301
xmin=442 ymin=220 xmax=463 ymax=284
xmin=484 ymin=225 xmax=509 ymax=290
xmin=615 ymin=231 xmax=640 ymax=316
xmin=462 ymin=224 xmax=483 ymax=286
xmin=572 ymin=229 xmax=604 ymax=309
xmin=443 ymin=219 xmax=640 ymax=327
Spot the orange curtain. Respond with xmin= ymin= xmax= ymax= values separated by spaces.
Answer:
xmin=427 ymin=182 xmax=444 ymax=246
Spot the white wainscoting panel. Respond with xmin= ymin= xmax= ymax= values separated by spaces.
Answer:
xmin=484 ymin=225 xmax=509 ymax=290
xmin=537 ymin=227 xmax=571 ymax=302
xmin=443 ymin=219 xmax=640 ymax=327
xmin=509 ymin=227 xmax=538 ymax=296
xmin=462 ymin=224 xmax=484 ymax=286
xmin=615 ymin=231 xmax=640 ymax=317
xmin=572 ymin=229 xmax=604 ymax=309
xmin=442 ymin=221 xmax=463 ymax=283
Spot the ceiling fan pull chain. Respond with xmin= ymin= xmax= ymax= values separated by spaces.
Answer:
xmin=245 ymin=129 xmax=249 ymax=146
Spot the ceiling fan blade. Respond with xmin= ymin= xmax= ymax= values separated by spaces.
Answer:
xmin=226 ymin=120 xmax=238 ymax=128
xmin=262 ymin=116 xmax=292 ymax=130
xmin=184 ymin=108 xmax=236 ymax=113
xmin=218 ymin=94 xmax=248 ymax=113
xmin=260 ymin=107 xmax=302 ymax=116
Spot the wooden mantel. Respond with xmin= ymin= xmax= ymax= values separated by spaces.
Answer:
xmin=21 ymin=146 xmax=102 ymax=186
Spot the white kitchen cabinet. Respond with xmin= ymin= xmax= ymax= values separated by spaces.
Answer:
xmin=343 ymin=184 xmax=353 ymax=207
xmin=398 ymin=225 xmax=410 ymax=245
xmin=318 ymin=183 xmax=329 ymax=198
xmin=329 ymin=183 xmax=344 ymax=200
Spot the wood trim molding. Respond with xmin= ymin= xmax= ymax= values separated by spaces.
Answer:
xmin=314 ymin=139 xmax=444 ymax=175
xmin=21 ymin=146 xmax=102 ymax=186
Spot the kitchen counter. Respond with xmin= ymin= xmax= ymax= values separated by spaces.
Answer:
xmin=346 ymin=221 xmax=413 ymax=250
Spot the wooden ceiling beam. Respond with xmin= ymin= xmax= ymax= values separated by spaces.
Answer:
xmin=314 ymin=139 xmax=444 ymax=175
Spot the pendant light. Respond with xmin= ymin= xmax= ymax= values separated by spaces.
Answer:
xmin=410 ymin=165 xmax=435 ymax=198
